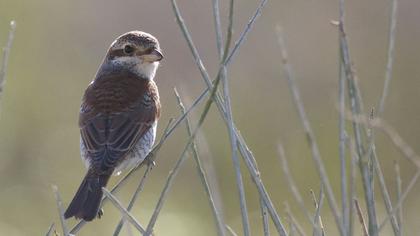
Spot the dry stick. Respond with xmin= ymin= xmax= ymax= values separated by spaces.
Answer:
xmin=311 ymin=188 xmax=325 ymax=236
xmin=347 ymin=134 xmax=357 ymax=236
xmin=348 ymin=115 xmax=420 ymax=168
xmin=370 ymin=141 xmax=400 ymax=235
xmin=211 ymin=0 xmax=224 ymax=58
xmin=394 ymin=161 xmax=402 ymax=236
xmin=173 ymin=0 xmax=288 ymax=234
xmin=338 ymin=16 xmax=378 ymax=236
xmin=212 ymin=0 xmax=253 ymax=233
xmin=219 ymin=0 xmax=251 ymax=235
xmin=379 ymin=170 xmax=420 ymax=231
xmin=45 ymin=223 xmax=55 ymax=236
xmin=277 ymin=144 xmax=315 ymax=225
xmin=378 ymin=0 xmax=399 ymax=114
xmin=52 ymin=185 xmax=69 ymax=236
xmin=174 ymin=88 xmax=226 ymax=236
xmin=337 ymin=15 xmax=349 ymax=236
xmin=226 ymin=225 xmax=239 ymax=236
xmin=337 ymin=3 xmax=349 ymax=234
xmin=260 ymin=197 xmax=270 ymax=236
xmin=346 ymin=114 xmax=420 ymax=232
xmin=284 ymin=202 xmax=307 ymax=236
xmin=102 ymin=188 xmax=146 ymax=234
xmin=0 ymin=21 xmax=16 ymax=100
xmin=354 ymin=199 xmax=369 ymax=236
xmin=143 ymin=65 xmax=224 ymax=235
xmin=112 ymin=166 xmax=151 ymax=235
xmin=275 ymin=26 xmax=344 ymax=235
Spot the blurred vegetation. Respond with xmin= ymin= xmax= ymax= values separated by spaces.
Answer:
xmin=1 ymin=0 xmax=420 ymax=235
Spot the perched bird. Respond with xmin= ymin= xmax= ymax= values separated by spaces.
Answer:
xmin=64 ymin=31 xmax=163 ymax=221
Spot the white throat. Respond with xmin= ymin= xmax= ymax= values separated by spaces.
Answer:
xmin=113 ymin=56 xmax=159 ymax=80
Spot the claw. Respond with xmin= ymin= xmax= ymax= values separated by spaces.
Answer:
xmin=98 ymin=208 xmax=104 ymax=219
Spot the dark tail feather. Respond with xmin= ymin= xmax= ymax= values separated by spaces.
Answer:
xmin=64 ymin=173 xmax=111 ymax=221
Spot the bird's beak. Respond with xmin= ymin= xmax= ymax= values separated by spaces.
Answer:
xmin=140 ymin=49 xmax=163 ymax=62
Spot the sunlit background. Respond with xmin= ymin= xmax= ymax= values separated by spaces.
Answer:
xmin=1 ymin=0 xmax=420 ymax=235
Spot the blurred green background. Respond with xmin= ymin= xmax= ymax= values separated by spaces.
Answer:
xmin=1 ymin=0 xmax=420 ymax=235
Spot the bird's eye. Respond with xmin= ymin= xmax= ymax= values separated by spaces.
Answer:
xmin=123 ymin=45 xmax=134 ymax=54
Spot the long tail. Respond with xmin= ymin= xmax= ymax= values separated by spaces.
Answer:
xmin=64 ymin=172 xmax=111 ymax=221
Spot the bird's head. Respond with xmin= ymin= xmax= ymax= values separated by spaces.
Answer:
xmin=103 ymin=31 xmax=163 ymax=80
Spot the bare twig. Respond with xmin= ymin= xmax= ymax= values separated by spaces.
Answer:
xmin=378 ymin=0 xmax=399 ymax=114
xmin=260 ymin=197 xmax=270 ymax=236
xmin=285 ymin=202 xmax=307 ymax=236
xmin=218 ymin=0 xmax=252 ymax=234
xmin=174 ymin=88 xmax=226 ymax=236
xmin=52 ymin=185 xmax=69 ymax=236
xmin=311 ymin=188 xmax=325 ymax=236
xmin=338 ymin=10 xmax=378 ymax=234
xmin=276 ymin=26 xmax=344 ymax=235
xmin=379 ymin=170 xmax=420 ymax=231
xmin=277 ymin=144 xmax=313 ymax=224
xmin=394 ymin=161 xmax=403 ymax=236
xmin=346 ymin=114 xmax=420 ymax=168
xmin=102 ymin=188 xmax=146 ymax=234
xmin=354 ymin=199 xmax=369 ymax=236
xmin=112 ymin=167 xmax=151 ymax=235
xmin=45 ymin=223 xmax=55 ymax=236
xmin=173 ymin=0 xmax=287 ymax=234
xmin=226 ymin=225 xmax=239 ymax=236
xmin=0 ymin=20 xmax=16 ymax=100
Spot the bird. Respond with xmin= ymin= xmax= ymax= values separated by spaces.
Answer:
xmin=64 ymin=31 xmax=163 ymax=221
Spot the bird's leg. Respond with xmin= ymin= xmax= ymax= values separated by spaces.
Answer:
xmin=144 ymin=152 xmax=156 ymax=169
xmin=97 ymin=208 xmax=104 ymax=219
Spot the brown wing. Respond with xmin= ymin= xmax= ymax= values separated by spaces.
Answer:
xmin=79 ymin=74 xmax=160 ymax=174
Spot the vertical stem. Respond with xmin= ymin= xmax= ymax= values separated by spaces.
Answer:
xmin=0 ymin=20 xmax=16 ymax=102
xmin=394 ymin=161 xmax=402 ymax=236
xmin=174 ymin=88 xmax=226 ymax=236
xmin=378 ymin=0 xmax=399 ymax=114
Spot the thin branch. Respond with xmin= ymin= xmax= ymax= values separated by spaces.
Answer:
xmin=277 ymin=144 xmax=313 ymax=224
xmin=102 ymin=188 xmax=146 ymax=234
xmin=112 ymin=167 xmax=151 ymax=236
xmin=174 ymin=88 xmax=226 ymax=236
xmin=354 ymin=199 xmax=369 ymax=236
xmin=45 ymin=223 xmax=55 ymax=236
xmin=0 ymin=20 xmax=16 ymax=100
xmin=338 ymin=11 xmax=378 ymax=235
xmin=144 ymin=3 xmax=236 ymax=234
xmin=211 ymin=0 xmax=224 ymax=58
xmin=226 ymin=225 xmax=239 ymax=236
xmin=338 ymin=28 xmax=349 ymax=236
xmin=172 ymin=0 xmax=287 ymax=234
xmin=371 ymin=145 xmax=400 ymax=235
xmin=260 ymin=197 xmax=270 ymax=236
xmin=285 ymin=202 xmax=307 ymax=236
xmin=275 ymin=26 xmax=344 ymax=235
xmin=394 ymin=161 xmax=403 ymax=236
xmin=218 ymin=0 xmax=252 ymax=235
xmin=311 ymin=188 xmax=325 ymax=236
xmin=52 ymin=185 xmax=69 ymax=236
xmin=378 ymin=0 xmax=399 ymax=114
xmin=379 ymin=170 xmax=420 ymax=231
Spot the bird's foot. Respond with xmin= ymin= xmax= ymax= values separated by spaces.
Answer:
xmin=145 ymin=154 xmax=156 ymax=169
xmin=97 ymin=208 xmax=104 ymax=219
